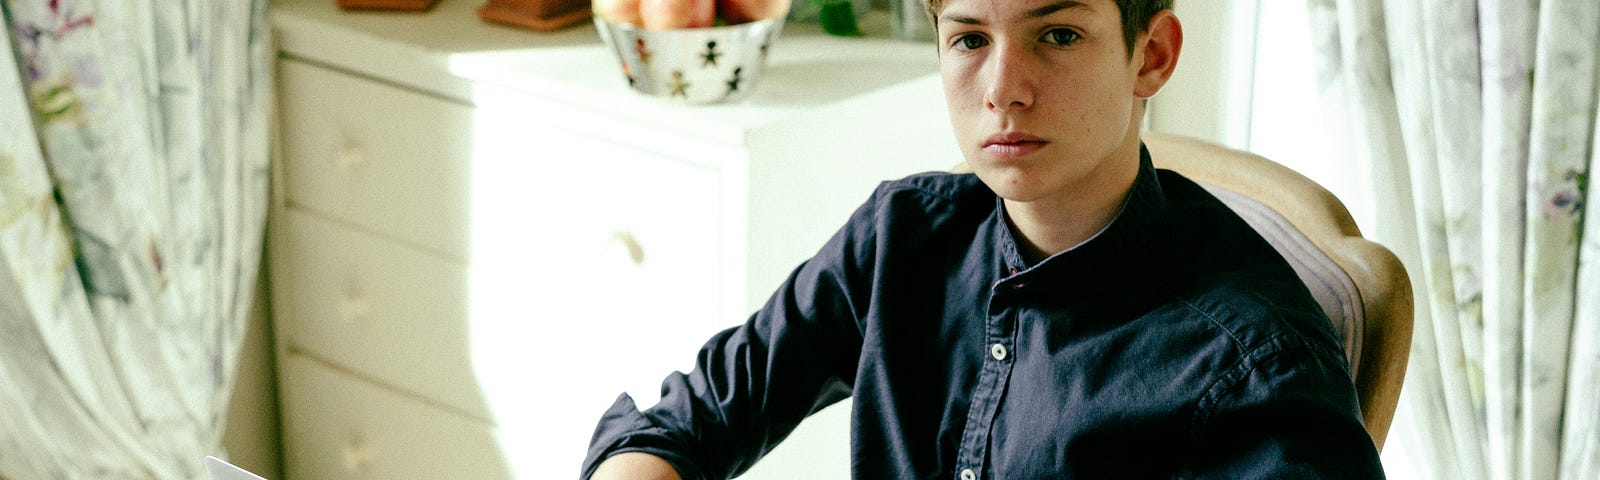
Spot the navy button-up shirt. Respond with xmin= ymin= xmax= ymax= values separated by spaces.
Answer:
xmin=582 ymin=146 xmax=1385 ymax=479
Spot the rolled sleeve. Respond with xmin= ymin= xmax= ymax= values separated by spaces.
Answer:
xmin=581 ymin=393 xmax=710 ymax=480
xmin=580 ymin=186 xmax=883 ymax=480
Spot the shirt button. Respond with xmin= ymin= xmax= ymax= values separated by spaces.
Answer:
xmin=990 ymin=343 xmax=1008 ymax=361
xmin=961 ymin=468 xmax=977 ymax=480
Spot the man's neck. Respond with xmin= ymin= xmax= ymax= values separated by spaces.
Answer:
xmin=1004 ymin=143 xmax=1143 ymax=265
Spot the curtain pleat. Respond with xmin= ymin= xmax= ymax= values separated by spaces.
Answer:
xmin=1564 ymin=121 xmax=1600 ymax=476
xmin=1478 ymin=2 xmax=1536 ymax=479
xmin=0 ymin=1 xmax=269 ymax=478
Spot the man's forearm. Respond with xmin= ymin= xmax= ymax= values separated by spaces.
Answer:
xmin=589 ymin=452 xmax=684 ymax=480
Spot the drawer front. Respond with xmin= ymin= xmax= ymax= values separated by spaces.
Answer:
xmin=278 ymin=149 xmax=731 ymax=479
xmin=277 ymin=59 xmax=474 ymax=260
xmin=275 ymin=208 xmax=491 ymax=420
xmin=280 ymin=355 xmax=511 ymax=480
xmin=466 ymin=116 xmax=732 ymax=426
xmin=276 ymin=134 xmax=730 ymax=432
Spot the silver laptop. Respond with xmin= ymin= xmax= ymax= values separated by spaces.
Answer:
xmin=205 ymin=456 xmax=267 ymax=480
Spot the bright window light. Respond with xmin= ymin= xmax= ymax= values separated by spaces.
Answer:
xmin=1246 ymin=0 xmax=1375 ymax=235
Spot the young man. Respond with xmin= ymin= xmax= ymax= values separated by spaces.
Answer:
xmin=583 ymin=0 xmax=1386 ymax=478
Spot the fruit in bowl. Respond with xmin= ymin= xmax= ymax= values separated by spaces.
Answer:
xmin=717 ymin=0 xmax=791 ymax=25
xmin=594 ymin=0 xmax=643 ymax=25
xmin=595 ymin=0 xmax=789 ymax=27
xmin=640 ymin=0 xmax=715 ymax=29
xmin=594 ymin=0 xmax=789 ymax=103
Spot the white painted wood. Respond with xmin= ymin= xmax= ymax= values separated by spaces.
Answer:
xmin=278 ymin=209 xmax=487 ymax=419
xmin=269 ymin=0 xmax=598 ymax=102
xmin=280 ymin=355 xmax=511 ymax=480
xmin=278 ymin=60 xmax=477 ymax=260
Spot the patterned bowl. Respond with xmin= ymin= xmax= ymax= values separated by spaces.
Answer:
xmin=594 ymin=17 xmax=784 ymax=104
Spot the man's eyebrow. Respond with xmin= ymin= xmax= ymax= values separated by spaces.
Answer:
xmin=939 ymin=1 xmax=1092 ymax=26
xmin=1027 ymin=1 xmax=1091 ymax=19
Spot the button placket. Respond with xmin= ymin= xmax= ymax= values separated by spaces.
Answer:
xmin=956 ymin=298 xmax=1019 ymax=480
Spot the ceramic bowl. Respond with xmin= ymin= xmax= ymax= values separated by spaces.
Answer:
xmin=595 ymin=17 xmax=784 ymax=104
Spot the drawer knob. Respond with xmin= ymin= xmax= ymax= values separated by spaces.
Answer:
xmin=612 ymin=230 xmax=645 ymax=266
xmin=342 ymin=436 xmax=373 ymax=472
xmin=336 ymin=145 xmax=367 ymax=170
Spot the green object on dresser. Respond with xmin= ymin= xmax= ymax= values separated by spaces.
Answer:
xmin=816 ymin=0 xmax=862 ymax=36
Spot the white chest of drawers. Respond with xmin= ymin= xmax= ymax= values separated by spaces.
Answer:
xmin=267 ymin=0 xmax=960 ymax=478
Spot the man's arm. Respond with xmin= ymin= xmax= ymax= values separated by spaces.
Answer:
xmin=590 ymin=453 xmax=682 ymax=480
xmin=580 ymin=186 xmax=884 ymax=480
xmin=1184 ymin=340 xmax=1386 ymax=478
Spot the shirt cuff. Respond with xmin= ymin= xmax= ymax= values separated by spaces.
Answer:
xmin=581 ymin=393 xmax=707 ymax=480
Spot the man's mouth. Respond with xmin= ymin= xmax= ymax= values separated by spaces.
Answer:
xmin=983 ymin=132 xmax=1048 ymax=158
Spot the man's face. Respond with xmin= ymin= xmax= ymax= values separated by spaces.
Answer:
xmin=938 ymin=0 xmax=1146 ymax=203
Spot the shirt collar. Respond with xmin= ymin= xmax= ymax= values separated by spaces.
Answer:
xmin=992 ymin=142 xmax=1168 ymax=291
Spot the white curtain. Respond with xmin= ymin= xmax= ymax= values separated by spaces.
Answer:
xmin=0 ymin=1 xmax=270 ymax=478
xmin=1307 ymin=0 xmax=1599 ymax=478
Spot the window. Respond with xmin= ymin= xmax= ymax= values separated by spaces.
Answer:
xmin=1246 ymin=0 xmax=1374 ymax=234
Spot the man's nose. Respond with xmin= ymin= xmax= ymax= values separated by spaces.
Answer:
xmin=984 ymin=42 xmax=1035 ymax=112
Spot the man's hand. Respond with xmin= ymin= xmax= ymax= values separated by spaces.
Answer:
xmin=590 ymin=452 xmax=684 ymax=480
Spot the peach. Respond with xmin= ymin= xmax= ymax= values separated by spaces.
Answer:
xmin=718 ymin=0 xmax=790 ymax=24
xmin=595 ymin=0 xmax=643 ymax=25
xmin=640 ymin=0 xmax=715 ymax=29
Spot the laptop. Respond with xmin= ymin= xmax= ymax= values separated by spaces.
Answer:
xmin=205 ymin=456 xmax=268 ymax=480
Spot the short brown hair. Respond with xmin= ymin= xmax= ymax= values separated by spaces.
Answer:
xmin=923 ymin=0 xmax=1175 ymax=57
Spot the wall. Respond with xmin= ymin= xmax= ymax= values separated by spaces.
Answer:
xmin=223 ymin=271 xmax=282 ymax=479
xmin=1148 ymin=0 xmax=1259 ymax=147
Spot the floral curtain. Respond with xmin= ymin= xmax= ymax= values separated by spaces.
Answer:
xmin=0 ymin=1 xmax=269 ymax=478
xmin=1307 ymin=0 xmax=1598 ymax=478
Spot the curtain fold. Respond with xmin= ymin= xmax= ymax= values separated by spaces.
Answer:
xmin=1307 ymin=0 xmax=1599 ymax=478
xmin=0 ymin=1 xmax=269 ymax=478
xmin=1478 ymin=2 xmax=1535 ymax=480
xmin=1564 ymin=114 xmax=1600 ymax=480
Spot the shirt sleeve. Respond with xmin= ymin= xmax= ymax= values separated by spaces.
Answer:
xmin=1182 ymin=336 xmax=1387 ymax=479
xmin=579 ymin=187 xmax=883 ymax=480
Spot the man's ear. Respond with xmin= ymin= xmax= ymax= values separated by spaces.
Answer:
xmin=1133 ymin=10 xmax=1182 ymax=99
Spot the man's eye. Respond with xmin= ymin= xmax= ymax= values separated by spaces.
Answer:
xmin=1042 ymin=28 xmax=1081 ymax=46
xmin=953 ymin=34 xmax=989 ymax=50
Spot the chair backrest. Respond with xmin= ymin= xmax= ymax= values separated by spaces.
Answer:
xmin=1141 ymin=132 xmax=1413 ymax=450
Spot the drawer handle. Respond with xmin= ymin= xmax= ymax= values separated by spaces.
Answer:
xmin=612 ymin=230 xmax=645 ymax=266
xmin=342 ymin=436 xmax=373 ymax=472
xmin=339 ymin=297 xmax=372 ymax=324
xmin=336 ymin=145 xmax=367 ymax=170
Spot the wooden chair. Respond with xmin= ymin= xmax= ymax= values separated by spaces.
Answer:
xmin=1141 ymin=132 xmax=1413 ymax=450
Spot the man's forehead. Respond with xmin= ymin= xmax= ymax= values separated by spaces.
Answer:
xmin=936 ymin=0 xmax=1114 ymax=23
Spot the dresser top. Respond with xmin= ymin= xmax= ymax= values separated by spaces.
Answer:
xmin=272 ymin=0 xmax=600 ymax=99
xmin=271 ymin=0 xmax=945 ymax=144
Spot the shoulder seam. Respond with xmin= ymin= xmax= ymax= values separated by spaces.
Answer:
xmin=1180 ymin=299 xmax=1310 ymax=437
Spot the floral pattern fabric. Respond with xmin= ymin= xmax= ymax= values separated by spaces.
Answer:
xmin=1307 ymin=0 xmax=1597 ymax=478
xmin=0 ymin=1 xmax=269 ymax=478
